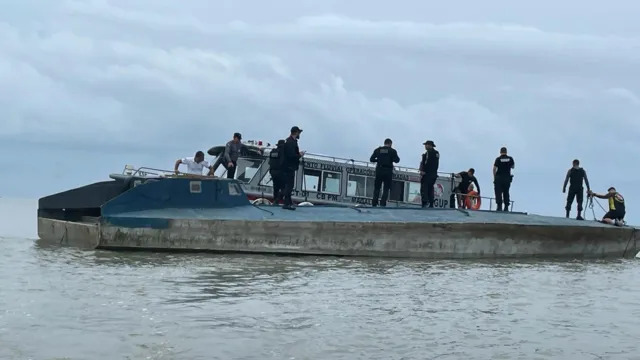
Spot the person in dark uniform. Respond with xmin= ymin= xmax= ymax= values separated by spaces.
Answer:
xmin=369 ymin=138 xmax=400 ymax=207
xmin=212 ymin=132 xmax=244 ymax=176
xmin=281 ymin=126 xmax=305 ymax=210
xmin=419 ymin=140 xmax=439 ymax=208
xmin=223 ymin=132 xmax=243 ymax=179
xmin=455 ymin=168 xmax=480 ymax=209
xmin=562 ymin=159 xmax=591 ymax=220
xmin=588 ymin=187 xmax=626 ymax=226
xmin=493 ymin=147 xmax=515 ymax=211
xmin=269 ymin=140 xmax=286 ymax=204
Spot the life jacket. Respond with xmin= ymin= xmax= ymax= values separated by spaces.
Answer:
xmin=609 ymin=192 xmax=625 ymax=213
xmin=269 ymin=143 xmax=285 ymax=171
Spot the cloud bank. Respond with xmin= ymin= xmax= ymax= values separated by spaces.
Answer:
xmin=1 ymin=0 xmax=640 ymax=221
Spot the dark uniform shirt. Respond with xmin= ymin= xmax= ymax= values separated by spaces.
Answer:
xmin=493 ymin=155 xmax=515 ymax=176
xmin=370 ymin=146 xmax=400 ymax=170
xmin=565 ymin=167 xmax=590 ymax=189
xmin=269 ymin=143 xmax=284 ymax=171
xmin=283 ymin=136 xmax=301 ymax=171
xmin=459 ymin=172 xmax=480 ymax=193
xmin=420 ymin=149 xmax=440 ymax=175
xmin=224 ymin=141 xmax=243 ymax=163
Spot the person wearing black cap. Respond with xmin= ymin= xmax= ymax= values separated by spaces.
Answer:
xmin=223 ymin=132 xmax=243 ymax=179
xmin=269 ymin=139 xmax=286 ymax=204
xmin=562 ymin=159 xmax=590 ymax=220
xmin=588 ymin=187 xmax=626 ymax=226
xmin=369 ymin=138 xmax=400 ymax=207
xmin=492 ymin=146 xmax=515 ymax=211
xmin=419 ymin=140 xmax=439 ymax=208
xmin=281 ymin=126 xmax=306 ymax=210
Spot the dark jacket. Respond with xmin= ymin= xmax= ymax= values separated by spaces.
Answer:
xmin=370 ymin=146 xmax=400 ymax=171
xmin=493 ymin=155 xmax=515 ymax=177
xmin=283 ymin=136 xmax=301 ymax=171
xmin=564 ymin=167 xmax=590 ymax=190
xmin=458 ymin=172 xmax=480 ymax=194
xmin=269 ymin=143 xmax=285 ymax=172
xmin=420 ymin=149 xmax=439 ymax=176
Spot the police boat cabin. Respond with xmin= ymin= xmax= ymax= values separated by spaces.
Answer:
xmin=206 ymin=139 xmax=496 ymax=210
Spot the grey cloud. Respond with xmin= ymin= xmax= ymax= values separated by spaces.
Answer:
xmin=2 ymin=0 xmax=640 ymax=221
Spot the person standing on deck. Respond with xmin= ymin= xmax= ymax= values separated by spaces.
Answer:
xmin=370 ymin=138 xmax=400 ymax=207
xmin=588 ymin=187 xmax=626 ymax=226
xmin=222 ymin=132 xmax=243 ymax=179
xmin=493 ymin=147 xmax=515 ymax=211
xmin=419 ymin=140 xmax=439 ymax=208
xmin=269 ymin=140 xmax=286 ymax=204
xmin=281 ymin=126 xmax=305 ymax=210
xmin=174 ymin=151 xmax=214 ymax=176
xmin=455 ymin=168 xmax=480 ymax=209
xmin=563 ymin=159 xmax=591 ymax=220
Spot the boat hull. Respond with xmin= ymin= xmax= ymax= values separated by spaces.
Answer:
xmin=36 ymin=177 xmax=639 ymax=259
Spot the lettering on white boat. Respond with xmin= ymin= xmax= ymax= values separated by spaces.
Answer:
xmin=303 ymin=162 xmax=344 ymax=172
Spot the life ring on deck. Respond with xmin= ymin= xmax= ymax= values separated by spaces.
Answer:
xmin=298 ymin=201 xmax=314 ymax=207
xmin=464 ymin=191 xmax=481 ymax=210
xmin=251 ymin=198 xmax=272 ymax=205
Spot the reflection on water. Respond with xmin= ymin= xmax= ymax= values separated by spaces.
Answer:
xmin=1 ymin=236 xmax=639 ymax=359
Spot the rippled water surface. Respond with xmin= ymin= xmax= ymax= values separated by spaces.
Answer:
xmin=1 ymin=199 xmax=640 ymax=359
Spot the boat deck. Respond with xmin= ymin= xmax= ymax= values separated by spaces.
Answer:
xmin=103 ymin=205 xmax=623 ymax=228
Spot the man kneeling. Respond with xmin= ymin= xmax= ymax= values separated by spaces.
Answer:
xmin=588 ymin=187 xmax=626 ymax=226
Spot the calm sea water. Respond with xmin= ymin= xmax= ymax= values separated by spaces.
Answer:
xmin=1 ymin=198 xmax=639 ymax=360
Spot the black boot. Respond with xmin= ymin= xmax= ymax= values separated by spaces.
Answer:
xmin=576 ymin=211 xmax=583 ymax=220
xmin=565 ymin=209 xmax=570 ymax=218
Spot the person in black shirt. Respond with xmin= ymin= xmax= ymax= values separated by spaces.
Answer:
xmin=369 ymin=138 xmax=400 ymax=207
xmin=419 ymin=140 xmax=440 ymax=208
xmin=281 ymin=126 xmax=305 ymax=210
xmin=562 ymin=159 xmax=590 ymax=220
xmin=269 ymin=139 xmax=286 ymax=204
xmin=455 ymin=168 xmax=480 ymax=209
xmin=493 ymin=147 xmax=515 ymax=211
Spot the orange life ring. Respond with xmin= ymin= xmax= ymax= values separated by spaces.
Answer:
xmin=465 ymin=190 xmax=481 ymax=210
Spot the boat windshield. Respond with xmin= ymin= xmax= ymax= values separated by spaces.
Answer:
xmin=234 ymin=158 xmax=265 ymax=182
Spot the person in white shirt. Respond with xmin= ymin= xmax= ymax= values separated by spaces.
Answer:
xmin=174 ymin=151 xmax=214 ymax=176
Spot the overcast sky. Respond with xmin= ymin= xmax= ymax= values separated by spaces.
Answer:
xmin=2 ymin=0 xmax=639 ymax=223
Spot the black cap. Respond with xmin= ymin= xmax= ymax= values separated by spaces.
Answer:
xmin=500 ymin=146 xmax=507 ymax=153
xmin=423 ymin=140 xmax=436 ymax=147
xmin=608 ymin=186 xmax=616 ymax=192
xmin=234 ymin=132 xmax=242 ymax=140
xmin=290 ymin=126 xmax=303 ymax=133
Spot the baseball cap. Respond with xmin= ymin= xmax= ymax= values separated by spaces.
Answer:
xmin=234 ymin=132 xmax=242 ymax=140
xmin=423 ymin=140 xmax=436 ymax=147
xmin=290 ymin=126 xmax=303 ymax=133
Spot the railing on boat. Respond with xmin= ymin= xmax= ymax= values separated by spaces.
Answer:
xmin=119 ymin=165 xmax=516 ymax=211
xmin=283 ymin=151 xmax=453 ymax=177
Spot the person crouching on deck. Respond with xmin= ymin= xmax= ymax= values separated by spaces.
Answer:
xmin=588 ymin=187 xmax=626 ymax=226
xmin=174 ymin=151 xmax=214 ymax=176
xmin=455 ymin=168 xmax=480 ymax=209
